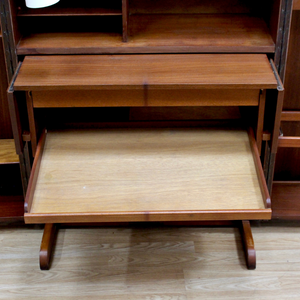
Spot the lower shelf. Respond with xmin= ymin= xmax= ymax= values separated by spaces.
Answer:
xmin=0 ymin=195 xmax=24 ymax=222
xmin=271 ymin=181 xmax=300 ymax=219
xmin=0 ymin=140 xmax=23 ymax=222
xmin=24 ymin=127 xmax=271 ymax=223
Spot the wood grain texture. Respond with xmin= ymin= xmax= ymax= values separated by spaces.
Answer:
xmin=18 ymin=7 xmax=122 ymax=16
xmin=0 ymin=195 xmax=23 ymax=221
xmin=271 ymin=182 xmax=300 ymax=219
xmin=40 ymin=223 xmax=57 ymax=270
xmin=1 ymin=221 xmax=300 ymax=298
xmin=0 ymin=32 xmax=12 ymax=138
xmin=281 ymin=111 xmax=300 ymax=121
xmin=278 ymin=136 xmax=300 ymax=147
xmin=241 ymin=220 xmax=256 ymax=270
xmin=16 ymin=14 xmax=275 ymax=55
xmin=32 ymin=90 xmax=145 ymax=108
xmin=294 ymin=0 xmax=300 ymax=10
xmin=122 ymin=0 xmax=129 ymax=42
xmin=0 ymin=139 xmax=19 ymax=164
xmin=273 ymin=11 xmax=300 ymax=181
xmin=270 ymin=90 xmax=284 ymax=154
xmin=129 ymin=107 xmax=241 ymax=121
xmin=256 ymin=90 xmax=266 ymax=154
xmin=147 ymin=89 xmax=260 ymax=107
xmin=281 ymin=11 xmax=300 ymax=111
xmin=25 ymin=128 xmax=270 ymax=223
xmin=248 ymin=128 xmax=271 ymax=209
xmin=26 ymin=92 xmax=37 ymax=156
xmin=25 ymin=130 xmax=47 ymax=214
xmin=14 ymin=54 xmax=277 ymax=91
xmin=31 ymin=89 xmax=259 ymax=108
xmin=129 ymin=0 xmax=252 ymax=14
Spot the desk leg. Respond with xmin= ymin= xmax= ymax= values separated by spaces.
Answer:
xmin=240 ymin=220 xmax=256 ymax=270
xmin=40 ymin=223 xmax=57 ymax=270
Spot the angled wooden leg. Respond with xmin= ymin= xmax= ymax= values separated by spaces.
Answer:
xmin=40 ymin=223 xmax=57 ymax=270
xmin=240 ymin=220 xmax=256 ymax=270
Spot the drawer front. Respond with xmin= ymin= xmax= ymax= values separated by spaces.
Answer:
xmin=31 ymin=89 xmax=260 ymax=108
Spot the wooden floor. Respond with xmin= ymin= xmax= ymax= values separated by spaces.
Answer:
xmin=0 ymin=221 xmax=300 ymax=299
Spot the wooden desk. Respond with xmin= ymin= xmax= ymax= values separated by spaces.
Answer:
xmin=0 ymin=0 xmax=292 ymax=270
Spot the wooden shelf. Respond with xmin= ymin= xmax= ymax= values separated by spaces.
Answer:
xmin=272 ymin=181 xmax=300 ymax=219
xmin=17 ymin=14 xmax=275 ymax=55
xmin=0 ymin=195 xmax=24 ymax=222
xmin=18 ymin=0 xmax=122 ymax=16
xmin=24 ymin=127 xmax=271 ymax=224
xmin=18 ymin=7 xmax=122 ymax=17
xmin=14 ymin=54 xmax=277 ymax=91
xmin=0 ymin=139 xmax=18 ymax=164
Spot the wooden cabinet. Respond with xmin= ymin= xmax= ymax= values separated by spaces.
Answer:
xmin=0 ymin=25 xmax=12 ymax=139
xmin=0 ymin=0 xmax=292 ymax=269
xmin=0 ymin=24 xmax=23 ymax=222
xmin=271 ymin=5 xmax=300 ymax=219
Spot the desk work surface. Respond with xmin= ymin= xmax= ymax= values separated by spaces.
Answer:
xmin=26 ymin=128 xmax=270 ymax=223
xmin=14 ymin=54 xmax=277 ymax=91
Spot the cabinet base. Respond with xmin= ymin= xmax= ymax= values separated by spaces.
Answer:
xmin=39 ymin=221 xmax=256 ymax=270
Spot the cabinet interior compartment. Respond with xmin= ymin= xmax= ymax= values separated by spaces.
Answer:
xmin=12 ymin=0 xmax=279 ymax=54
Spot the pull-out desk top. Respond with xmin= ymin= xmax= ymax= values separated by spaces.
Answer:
xmin=11 ymin=53 xmax=278 ymax=224
xmin=14 ymin=54 xmax=277 ymax=91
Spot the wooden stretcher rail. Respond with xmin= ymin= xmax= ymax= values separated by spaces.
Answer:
xmin=31 ymin=89 xmax=260 ymax=108
xmin=278 ymin=136 xmax=300 ymax=147
xmin=281 ymin=111 xmax=300 ymax=121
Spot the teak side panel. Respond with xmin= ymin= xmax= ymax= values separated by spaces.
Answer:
xmin=25 ymin=128 xmax=271 ymax=223
xmin=16 ymin=14 xmax=275 ymax=55
xmin=31 ymin=89 xmax=260 ymax=108
xmin=271 ymin=182 xmax=300 ymax=219
xmin=14 ymin=54 xmax=277 ymax=91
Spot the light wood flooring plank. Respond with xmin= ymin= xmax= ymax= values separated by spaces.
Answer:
xmin=1 ymin=221 xmax=300 ymax=299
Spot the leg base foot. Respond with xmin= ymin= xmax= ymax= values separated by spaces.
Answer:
xmin=40 ymin=223 xmax=57 ymax=270
xmin=240 ymin=220 xmax=256 ymax=270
